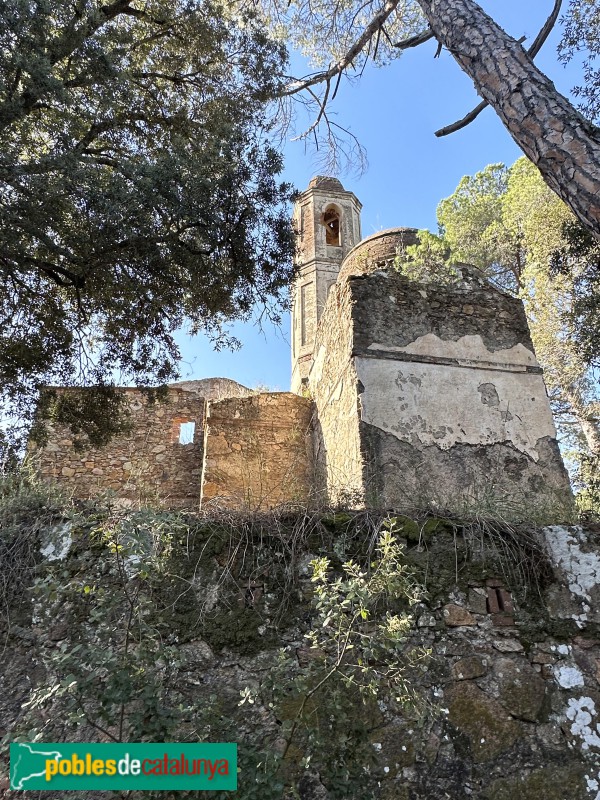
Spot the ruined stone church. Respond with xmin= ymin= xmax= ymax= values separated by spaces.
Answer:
xmin=31 ymin=177 xmax=572 ymax=517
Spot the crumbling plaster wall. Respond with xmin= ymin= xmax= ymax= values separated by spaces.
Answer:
xmin=309 ymin=266 xmax=572 ymax=515
xmin=31 ymin=387 xmax=207 ymax=509
xmin=201 ymin=393 xmax=314 ymax=511
xmin=349 ymin=271 xmax=572 ymax=515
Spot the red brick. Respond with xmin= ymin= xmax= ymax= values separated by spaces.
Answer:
xmin=497 ymin=589 xmax=514 ymax=613
xmin=487 ymin=588 xmax=500 ymax=614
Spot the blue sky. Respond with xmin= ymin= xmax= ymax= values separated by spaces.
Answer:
xmin=175 ymin=2 xmax=585 ymax=391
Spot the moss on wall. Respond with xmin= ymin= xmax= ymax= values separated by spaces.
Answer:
xmin=3 ymin=498 xmax=600 ymax=800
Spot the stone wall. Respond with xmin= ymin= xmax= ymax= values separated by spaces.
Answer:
xmin=4 ymin=510 xmax=600 ymax=799
xmin=201 ymin=392 xmax=314 ymax=510
xmin=167 ymin=377 xmax=253 ymax=401
xmin=31 ymin=387 xmax=207 ymax=509
xmin=349 ymin=268 xmax=532 ymax=353
xmin=385 ymin=520 xmax=600 ymax=800
xmin=313 ymin=267 xmax=572 ymax=518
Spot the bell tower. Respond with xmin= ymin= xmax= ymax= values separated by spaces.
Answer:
xmin=291 ymin=176 xmax=362 ymax=394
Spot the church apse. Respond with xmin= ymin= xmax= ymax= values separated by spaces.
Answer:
xmin=305 ymin=227 xmax=572 ymax=516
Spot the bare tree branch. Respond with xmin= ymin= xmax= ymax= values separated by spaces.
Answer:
xmin=331 ymin=68 xmax=344 ymax=101
xmin=291 ymin=83 xmax=332 ymax=141
xmin=434 ymin=98 xmax=489 ymax=137
xmin=528 ymin=0 xmax=563 ymax=59
xmin=435 ymin=0 xmax=562 ymax=137
xmin=281 ymin=0 xmax=560 ymax=152
xmin=393 ymin=28 xmax=434 ymax=49
xmin=282 ymin=0 xmax=402 ymax=97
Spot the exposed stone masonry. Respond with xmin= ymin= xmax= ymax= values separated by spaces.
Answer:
xmin=3 ymin=516 xmax=600 ymax=799
xmin=201 ymin=393 xmax=314 ymax=511
xmin=32 ymin=386 xmax=207 ymax=509
xmin=350 ymin=267 xmax=535 ymax=355
xmin=14 ymin=177 xmax=590 ymax=800
xmin=309 ymin=278 xmax=364 ymax=505
xmin=32 ymin=382 xmax=315 ymax=512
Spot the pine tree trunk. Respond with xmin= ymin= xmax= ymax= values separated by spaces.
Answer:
xmin=564 ymin=389 xmax=600 ymax=456
xmin=416 ymin=0 xmax=600 ymax=241
xmin=577 ymin=414 xmax=600 ymax=457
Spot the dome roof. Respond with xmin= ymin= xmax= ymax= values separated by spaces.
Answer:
xmin=307 ymin=176 xmax=345 ymax=192
xmin=339 ymin=227 xmax=419 ymax=280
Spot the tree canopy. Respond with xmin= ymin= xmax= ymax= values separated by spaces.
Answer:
xmin=267 ymin=0 xmax=600 ymax=241
xmin=559 ymin=0 xmax=600 ymax=122
xmin=0 ymin=0 xmax=295 ymax=452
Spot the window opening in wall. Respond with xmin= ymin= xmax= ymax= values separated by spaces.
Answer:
xmin=323 ymin=207 xmax=341 ymax=246
xmin=179 ymin=421 xmax=195 ymax=444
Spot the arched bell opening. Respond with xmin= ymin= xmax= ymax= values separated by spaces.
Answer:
xmin=322 ymin=205 xmax=341 ymax=246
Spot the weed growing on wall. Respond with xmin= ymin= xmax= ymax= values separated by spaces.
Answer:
xmin=3 ymin=495 xmax=430 ymax=799
xmin=0 ymin=469 xmax=71 ymax=626
xmin=249 ymin=524 xmax=430 ymax=797
xmin=20 ymin=512 xmax=193 ymax=744
xmin=4 ymin=476 xmax=600 ymax=799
